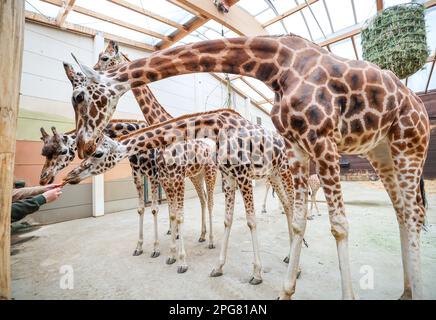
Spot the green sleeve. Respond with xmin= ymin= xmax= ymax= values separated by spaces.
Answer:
xmin=11 ymin=195 xmax=46 ymax=223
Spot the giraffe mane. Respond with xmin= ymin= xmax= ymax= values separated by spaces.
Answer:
xmin=118 ymin=108 xmax=243 ymax=141
xmin=109 ymin=118 xmax=147 ymax=124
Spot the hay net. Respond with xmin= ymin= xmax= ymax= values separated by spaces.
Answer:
xmin=361 ymin=2 xmax=428 ymax=79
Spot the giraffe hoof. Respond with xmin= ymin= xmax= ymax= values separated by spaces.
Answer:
xmin=176 ymin=235 xmax=180 ymax=240
xmin=166 ymin=230 xmax=171 ymax=235
xmin=150 ymin=251 xmax=160 ymax=258
xmin=283 ymin=256 xmax=289 ymax=264
xmin=198 ymin=237 xmax=206 ymax=243
xmin=261 ymin=209 xmax=267 ymax=214
xmin=249 ymin=277 xmax=262 ymax=285
xmin=210 ymin=269 xmax=223 ymax=277
xmin=132 ymin=249 xmax=143 ymax=256
xmin=177 ymin=266 xmax=188 ymax=274
xmin=166 ymin=257 xmax=176 ymax=265
xmin=297 ymin=269 xmax=302 ymax=279
xmin=281 ymin=211 xmax=285 ymax=215
xmin=208 ymin=243 xmax=216 ymax=249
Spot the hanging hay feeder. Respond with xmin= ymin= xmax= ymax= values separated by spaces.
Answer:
xmin=361 ymin=2 xmax=428 ymax=79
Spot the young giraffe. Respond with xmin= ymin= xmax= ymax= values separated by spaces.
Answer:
xmin=93 ymin=40 xmax=217 ymax=240
xmin=63 ymin=64 xmax=218 ymax=260
xmin=262 ymin=174 xmax=320 ymax=219
xmin=69 ymin=35 xmax=429 ymax=299
xmin=65 ymin=109 xmax=297 ymax=285
xmin=307 ymin=174 xmax=321 ymax=219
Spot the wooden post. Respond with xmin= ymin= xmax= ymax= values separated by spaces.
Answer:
xmin=0 ymin=0 xmax=25 ymax=300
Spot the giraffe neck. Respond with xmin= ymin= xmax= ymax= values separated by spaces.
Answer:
xmin=131 ymin=86 xmax=173 ymax=125
xmin=108 ymin=36 xmax=309 ymax=93
xmin=118 ymin=108 xmax=249 ymax=156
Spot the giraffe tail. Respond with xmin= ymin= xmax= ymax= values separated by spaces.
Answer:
xmin=420 ymin=176 xmax=427 ymax=209
xmin=420 ymin=176 xmax=429 ymax=232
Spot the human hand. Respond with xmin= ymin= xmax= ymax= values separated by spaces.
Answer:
xmin=44 ymin=183 xmax=62 ymax=191
xmin=42 ymin=187 xmax=62 ymax=203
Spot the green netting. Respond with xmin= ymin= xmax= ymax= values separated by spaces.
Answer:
xmin=361 ymin=2 xmax=428 ymax=79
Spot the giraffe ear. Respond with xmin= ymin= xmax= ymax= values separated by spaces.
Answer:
xmin=71 ymin=53 xmax=101 ymax=83
xmin=108 ymin=40 xmax=119 ymax=54
xmin=63 ymin=62 xmax=76 ymax=84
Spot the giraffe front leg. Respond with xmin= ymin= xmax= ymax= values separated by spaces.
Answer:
xmin=262 ymin=181 xmax=270 ymax=214
xmin=237 ymin=177 xmax=262 ymax=285
xmin=210 ymin=175 xmax=236 ymax=278
xmin=280 ymin=151 xmax=309 ymax=300
xmin=315 ymin=139 xmax=355 ymax=300
xmin=164 ymin=187 xmax=177 ymax=265
xmin=150 ymin=177 xmax=160 ymax=258
xmin=175 ymin=182 xmax=188 ymax=274
xmin=191 ymin=175 xmax=207 ymax=243
xmin=206 ymin=165 xmax=217 ymax=249
xmin=132 ymin=171 xmax=145 ymax=256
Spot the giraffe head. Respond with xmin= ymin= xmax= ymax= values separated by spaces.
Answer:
xmin=94 ymin=40 xmax=130 ymax=71
xmin=63 ymin=59 xmax=129 ymax=158
xmin=64 ymin=135 xmax=126 ymax=184
xmin=39 ymin=127 xmax=76 ymax=185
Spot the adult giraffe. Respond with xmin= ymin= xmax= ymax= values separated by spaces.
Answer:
xmin=70 ymin=35 xmax=429 ymax=299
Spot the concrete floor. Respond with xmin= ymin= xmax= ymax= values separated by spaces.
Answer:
xmin=11 ymin=181 xmax=436 ymax=300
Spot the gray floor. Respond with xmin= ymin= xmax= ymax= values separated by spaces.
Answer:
xmin=11 ymin=181 xmax=436 ymax=300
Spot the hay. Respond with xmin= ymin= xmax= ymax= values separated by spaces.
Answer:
xmin=361 ymin=2 xmax=428 ymax=79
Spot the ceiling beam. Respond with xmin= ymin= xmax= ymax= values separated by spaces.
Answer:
xmin=25 ymin=11 xmax=156 ymax=52
xmin=376 ymin=0 xmax=383 ymax=12
xmin=318 ymin=26 xmax=362 ymax=47
xmin=41 ymin=0 xmax=169 ymax=42
xmin=158 ymin=16 xmax=207 ymax=49
xmin=169 ymin=0 xmax=267 ymax=36
xmin=55 ymin=0 xmax=75 ymax=27
xmin=107 ymin=0 xmax=185 ymax=31
xmin=263 ymin=0 xmax=319 ymax=28
xmin=211 ymin=74 xmax=270 ymax=115
xmin=239 ymin=77 xmax=273 ymax=106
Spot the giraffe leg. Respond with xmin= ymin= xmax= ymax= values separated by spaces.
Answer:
xmin=132 ymin=171 xmax=145 ymax=256
xmin=210 ymin=174 xmax=236 ymax=278
xmin=314 ymin=139 xmax=355 ymax=300
xmin=280 ymin=148 xmax=310 ymax=299
xmin=262 ymin=182 xmax=270 ymax=214
xmin=175 ymin=179 xmax=188 ymax=273
xmin=389 ymin=136 xmax=426 ymax=299
xmin=163 ymin=182 xmax=177 ymax=265
xmin=191 ymin=175 xmax=207 ymax=243
xmin=307 ymin=187 xmax=314 ymax=220
xmin=205 ymin=164 xmax=217 ymax=249
xmin=237 ymin=176 xmax=263 ymax=285
xmin=149 ymin=176 xmax=160 ymax=258
xmin=269 ymin=173 xmax=298 ymax=272
xmin=314 ymin=191 xmax=321 ymax=216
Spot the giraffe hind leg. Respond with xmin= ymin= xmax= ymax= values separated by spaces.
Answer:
xmin=191 ymin=174 xmax=207 ymax=243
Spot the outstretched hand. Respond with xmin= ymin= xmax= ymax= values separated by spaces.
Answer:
xmin=44 ymin=183 xmax=62 ymax=191
xmin=42 ymin=187 xmax=62 ymax=203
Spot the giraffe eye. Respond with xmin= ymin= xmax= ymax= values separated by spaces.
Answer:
xmin=93 ymin=151 xmax=104 ymax=158
xmin=101 ymin=56 xmax=109 ymax=62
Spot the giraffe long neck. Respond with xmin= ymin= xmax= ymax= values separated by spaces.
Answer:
xmin=131 ymin=86 xmax=173 ymax=125
xmin=118 ymin=108 xmax=252 ymax=156
xmin=109 ymin=36 xmax=306 ymax=93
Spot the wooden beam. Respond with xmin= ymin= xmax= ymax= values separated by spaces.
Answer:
xmin=107 ymin=0 xmax=185 ymax=31
xmin=240 ymin=77 xmax=273 ymax=106
xmin=350 ymin=36 xmax=359 ymax=60
xmin=211 ymin=74 xmax=270 ymax=115
xmin=41 ymin=0 xmax=169 ymax=41
xmin=425 ymin=57 xmax=435 ymax=94
xmin=318 ymin=26 xmax=362 ymax=47
xmin=169 ymin=0 xmax=266 ymax=36
xmin=263 ymin=0 xmax=319 ymax=28
xmin=158 ymin=16 xmax=207 ymax=49
xmin=55 ymin=0 xmax=75 ymax=27
xmin=376 ymin=0 xmax=383 ymax=12
xmin=0 ymin=0 xmax=25 ymax=300
xmin=25 ymin=11 xmax=156 ymax=52
xmin=425 ymin=0 xmax=436 ymax=8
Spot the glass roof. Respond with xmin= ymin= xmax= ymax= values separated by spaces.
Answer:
xmin=24 ymin=0 xmax=436 ymax=109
